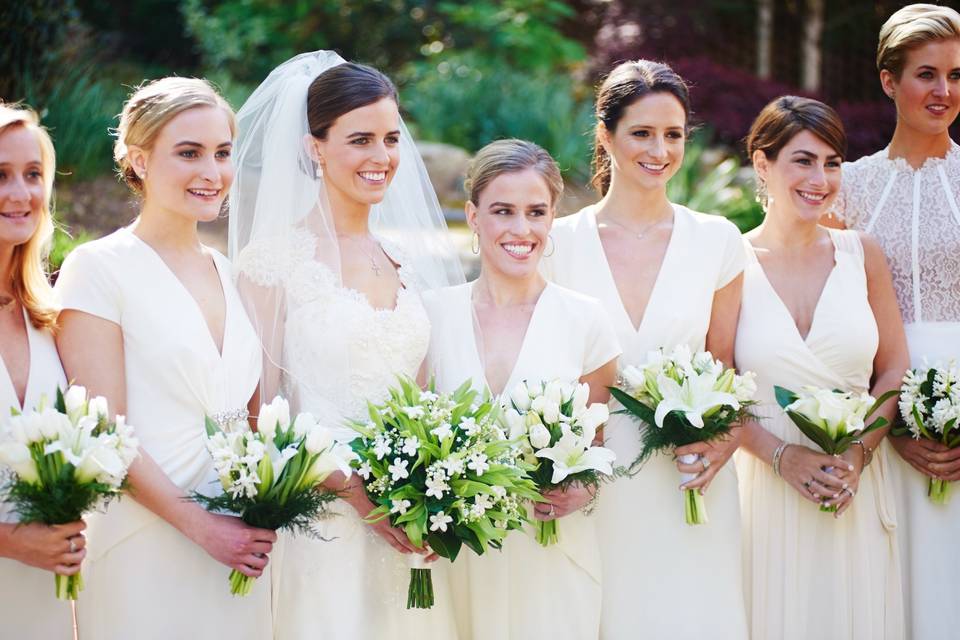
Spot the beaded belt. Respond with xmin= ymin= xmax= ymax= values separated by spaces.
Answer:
xmin=209 ymin=408 xmax=250 ymax=430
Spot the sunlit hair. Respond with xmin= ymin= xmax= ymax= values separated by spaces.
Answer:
xmin=114 ymin=77 xmax=235 ymax=195
xmin=307 ymin=63 xmax=397 ymax=139
xmin=465 ymin=139 xmax=564 ymax=208
xmin=877 ymin=3 xmax=960 ymax=78
xmin=0 ymin=103 xmax=57 ymax=330
xmin=591 ymin=59 xmax=691 ymax=195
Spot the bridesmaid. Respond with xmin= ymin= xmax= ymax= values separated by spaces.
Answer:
xmin=826 ymin=5 xmax=960 ymax=637
xmin=738 ymin=96 xmax=907 ymax=640
xmin=423 ymin=139 xmax=620 ymax=639
xmin=54 ymin=78 xmax=275 ymax=638
xmin=0 ymin=103 xmax=81 ymax=636
xmin=541 ymin=60 xmax=748 ymax=639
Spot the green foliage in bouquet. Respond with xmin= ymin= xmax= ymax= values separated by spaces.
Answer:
xmin=774 ymin=386 xmax=897 ymax=455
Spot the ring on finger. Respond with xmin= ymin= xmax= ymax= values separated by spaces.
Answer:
xmin=69 ymin=537 xmax=76 ymax=554
xmin=547 ymin=504 xmax=556 ymax=518
xmin=803 ymin=480 xmax=812 ymax=489
xmin=842 ymin=487 xmax=855 ymax=498
xmin=701 ymin=455 xmax=711 ymax=471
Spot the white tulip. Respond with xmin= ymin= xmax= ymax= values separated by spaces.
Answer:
xmin=528 ymin=423 xmax=552 ymax=450
xmin=0 ymin=441 xmax=39 ymax=484
xmin=87 ymin=396 xmax=109 ymax=421
xmin=63 ymin=386 xmax=87 ymax=421
xmin=544 ymin=380 xmax=564 ymax=406
xmin=305 ymin=425 xmax=334 ymax=455
xmin=509 ymin=381 xmax=532 ymax=411
xmin=38 ymin=407 xmax=70 ymax=440
xmin=293 ymin=412 xmax=316 ymax=439
xmin=502 ymin=408 xmax=526 ymax=441
xmin=542 ymin=400 xmax=561 ymax=425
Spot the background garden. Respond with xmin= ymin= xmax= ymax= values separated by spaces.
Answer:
xmin=4 ymin=0 xmax=955 ymax=269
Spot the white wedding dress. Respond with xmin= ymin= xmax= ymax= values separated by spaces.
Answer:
xmin=238 ymin=226 xmax=458 ymax=639
xmin=836 ymin=142 xmax=960 ymax=640
xmin=735 ymin=230 xmax=903 ymax=639
xmin=55 ymin=227 xmax=269 ymax=640
xmin=422 ymin=281 xmax=621 ymax=640
xmin=0 ymin=309 xmax=70 ymax=637
xmin=542 ymin=204 xmax=749 ymax=640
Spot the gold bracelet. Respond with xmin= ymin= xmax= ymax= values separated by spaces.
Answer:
xmin=851 ymin=440 xmax=873 ymax=467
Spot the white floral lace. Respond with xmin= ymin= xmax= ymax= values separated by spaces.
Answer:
xmin=835 ymin=142 xmax=960 ymax=324
xmin=238 ymin=227 xmax=430 ymax=421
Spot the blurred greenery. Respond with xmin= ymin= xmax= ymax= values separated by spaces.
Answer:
xmin=48 ymin=226 xmax=94 ymax=274
xmin=668 ymin=135 xmax=764 ymax=232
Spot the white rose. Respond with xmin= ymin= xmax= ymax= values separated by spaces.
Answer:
xmin=63 ymin=386 xmax=88 ymax=421
xmin=529 ymin=423 xmax=552 ymax=449
xmin=509 ymin=381 xmax=531 ymax=411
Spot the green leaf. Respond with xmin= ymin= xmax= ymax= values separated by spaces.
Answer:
xmin=786 ymin=410 xmax=839 ymax=454
xmin=426 ymin=531 xmax=462 ymax=562
xmin=773 ymin=386 xmax=799 ymax=410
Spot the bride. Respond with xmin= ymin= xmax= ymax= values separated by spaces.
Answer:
xmin=230 ymin=51 xmax=463 ymax=639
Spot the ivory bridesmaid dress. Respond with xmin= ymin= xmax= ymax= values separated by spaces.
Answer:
xmin=423 ymin=281 xmax=621 ymax=640
xmin=55 ymin=227 xmax=269 ymax=639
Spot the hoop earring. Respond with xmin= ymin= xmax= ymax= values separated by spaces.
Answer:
xmin=471 ymin=231 xmax=480 ymax=255
xmin=544 ymin=234 xmax=555 ymax=258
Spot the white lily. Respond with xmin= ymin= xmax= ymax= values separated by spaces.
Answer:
xmin=653 ymin=371 xmax=739 ymax=429
xmin=535 ymin=424 xmax=616 ymax=484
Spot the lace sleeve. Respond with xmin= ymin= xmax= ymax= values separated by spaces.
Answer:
xmin=236 ymin=234 xmax=293 ymax=287
xmin=381 ymin=236 xmax=429 ymax=292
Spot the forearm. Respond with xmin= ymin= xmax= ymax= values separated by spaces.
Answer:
xmin=865 ymin=368 xmax=903 ymax=451
xmin=0 ymin=523 xmax=14 ymax=559
xmin=741 ymin=419 xmax=784 ymax=467
xmin=125 ymin=451 xmax=208 ymax=541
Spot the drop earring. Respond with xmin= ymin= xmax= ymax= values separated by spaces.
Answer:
xmin=471 ymin=231 xmax=480 ymax=255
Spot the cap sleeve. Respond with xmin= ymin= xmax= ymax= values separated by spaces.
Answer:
xmin=716 ymin=220 xmax=746 ymax=290
xmin=55 ymin=243 xmax=122 ymax=324
xmin=582 ymin=298 xmax=621 ymax=375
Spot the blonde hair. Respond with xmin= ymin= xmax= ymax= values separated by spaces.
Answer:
xmin=877 ymin=3 xmax=960 ymax=77
xmin=0 ymin=103 xmax=58 ymax=330
xmin=114 ymin=77 xmax=235 ymax=194
xmin=465 ymin=139 xmax=564 ymax=207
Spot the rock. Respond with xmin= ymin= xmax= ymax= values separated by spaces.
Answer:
xmin=416 ymin=141 xmax=471 ymax=207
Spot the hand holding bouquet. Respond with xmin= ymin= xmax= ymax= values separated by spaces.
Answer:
xmin=350 ymin=376 xmax=540 ymax=609
xmin=501 ymin=379 xmax=615 ymax=545
xmin=775 ymin=385 xmax=896 ymax=512
xmin=195 ymin=396 xmax=357 ymax=595
xmin=610 ymin=345 xmax=756 ymax=525
xmin=0 ymin=386 xmax=139 ymax=599
xmin=896 ymin=363 xmax=960 ymax=504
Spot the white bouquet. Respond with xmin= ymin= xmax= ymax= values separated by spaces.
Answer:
xmin=195 ymin=395 xmax=357 ymax=596
xmin=775 ymin=385 xmax=896 ymax=512
xmin=897 ymin=363 xmax=960 ymax=504
xmin=610 ymin=345 xmax=756 ymax=524
xmin=0 ymin=386 xmax=139 ymax=599
xmin=350 ymin=376 xmax=540 ymax=609
xmin=501 ymin=379 xmax=615 ymax=545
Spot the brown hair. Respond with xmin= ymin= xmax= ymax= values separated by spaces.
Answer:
xmin=114 ymin=77 xmax=235 ymax=195
xmin=465 ymin=139 xmax=564 ymax=207
xmin=307 ymin=63 xmax=397 ymax=139
xmin=591 ymin=60 xmax=691 ymax=195
xmin=0 ymin=103 xmax=57 ymax=329
xmin=877 ymin=4 xmax=960 ymax=78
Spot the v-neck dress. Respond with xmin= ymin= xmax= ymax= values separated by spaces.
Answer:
xmin=835 ymin=142 xmax=960 ymax=640
xmin=422 ymin=281 xmax=621 ymax=640
xmin=0 ymin=309 xmax=70 ymax=637
xmin=54 ymin=227 xmax=268 ymax=639
xmin=735 ymin=229 xmax=903 ymax=639
xmin=542 ymin=204 xmax=749 ymax=640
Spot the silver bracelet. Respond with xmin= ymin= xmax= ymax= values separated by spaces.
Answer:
xmin=772 ymin=442 xmax=789 ymax=478
xmin=580 ymin=487 xmax=600 ymax=516
xmin=851 ymin=439 xmax=874 ymax=467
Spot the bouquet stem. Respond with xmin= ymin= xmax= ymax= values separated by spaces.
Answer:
xmin=929 ymin=478 xmax=951 ymax=505
xmin=55 ymin=572 xmax=83 ymax=600
xmin=535 ymin=519 xmax=560 ymax=546
xmin=683 ymin=488 xmax=708 ymax=525
xmin=406 ymin=553 xmax=434 ymax=609
xmin=229 ymin=569 xmax=256 ymax=597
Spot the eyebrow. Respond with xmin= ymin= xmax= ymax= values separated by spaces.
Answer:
xmin=174 ymin=141 xmax=232 ymax=148
xmin=791 ymin=149 xmax=841 ymax=160
xmin=346 ymin=130 xmax=401 ymax=138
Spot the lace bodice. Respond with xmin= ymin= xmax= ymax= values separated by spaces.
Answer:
xmin=238 ymin=227 xmax=430 ymax=421
xmin=835 ymin=142 xmax=960 ymax=324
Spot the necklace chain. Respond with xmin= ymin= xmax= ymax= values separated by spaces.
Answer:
xmin=344 ymin=234 xmax=383 ymax=276
xmin=599 ymin=213 xmax=669 ymax=239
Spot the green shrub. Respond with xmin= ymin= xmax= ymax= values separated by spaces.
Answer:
xmin=402 ymin=53 xmax=594 ymax=179
xmin=48 ymin=225 xmax=93 ymax=275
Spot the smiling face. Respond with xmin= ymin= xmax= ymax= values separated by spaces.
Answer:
xmin=467 ymin=168 xmax=555 ymax=281
xmin=755 ymin=129 xmax=842 ymax=223
xmin=129 ymin=105 xmax=234 ymax=223
xmin=884 ymin=38 xmax=960 ymax=136
xmin=0 ymin=125 xmax=45 ymax=250
xmin=603 ymin=92 xmax=686 ymax=191
xmin=314 ymin=97 xmax=400 ymax=208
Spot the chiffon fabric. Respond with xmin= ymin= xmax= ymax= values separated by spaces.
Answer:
xmin=836 ymin=144 xmax=960 ymax=639
xmin=55 ymin=227 xmax=269 ymax=640
xmin=735 ymin=230 xmax=903 ymax=639
xmin=542 ymin=204 xmax=749 ymax=640
xmin=237 ymin=227 xmax=459 ymax=640
xmin=422 ymin=281 xmax=621 ymax=640
xmin=0 ymin=309 xmax=71 ymax=637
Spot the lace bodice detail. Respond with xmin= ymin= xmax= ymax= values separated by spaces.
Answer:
xmin=238 ymin=227 xmax=430 ymax=421
xmin=834 ymin=142 xmax=960 ymax=324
